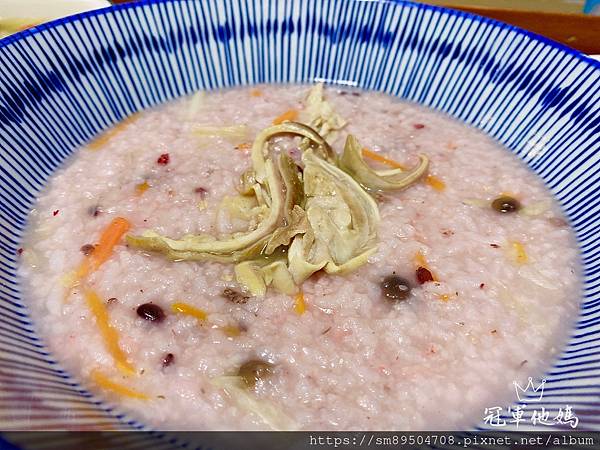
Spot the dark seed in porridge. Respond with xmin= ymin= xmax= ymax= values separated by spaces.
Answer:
xmin=157 ymin=153 xmax=170 ymax=165
xmin=416 ymin=267 xmax=434 ymax=284
xmin=80 ymin=244 xmax=95 ymax=256
xmin=136 ymin=303 xmax=165 ymax=323
xmin=194 ymin=187 xmax=208 ymax=197
xmin=162 ymin=353 xmax=175 ymax=367
xmin=491 ymin=195 xmax=520 ymax=213
xmin=381 ymin=275 xmax=411 ymax=301
xmin=238 ymin=360 xmax=275 ymax=389
xmin=88 ymin=205 xmax=102 ymax=217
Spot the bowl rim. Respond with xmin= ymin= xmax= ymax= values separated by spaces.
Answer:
xmin=1 ymin=0 xmax=599 ymax=72
xmin=0 ymin=0 xmax=598 ymax=434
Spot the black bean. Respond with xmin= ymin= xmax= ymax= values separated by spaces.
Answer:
xmin=136 ymin=303 xmax=165 ymax=323
xmin=381 ymin=275 xmax=411 ymax=302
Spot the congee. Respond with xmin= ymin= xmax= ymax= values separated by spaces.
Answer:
xmin=19 ymin=85 xmax=579 ymax=430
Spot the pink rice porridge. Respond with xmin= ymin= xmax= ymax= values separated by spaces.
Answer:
xmin=19 ymin=85 xmax=579 ymax=430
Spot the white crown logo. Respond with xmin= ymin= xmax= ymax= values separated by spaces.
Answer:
xmin=514 ymin=377 xmax=546 ymax=402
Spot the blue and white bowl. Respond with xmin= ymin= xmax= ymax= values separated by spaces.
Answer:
xmin=0 ymin=0 xmax=598 ymax=434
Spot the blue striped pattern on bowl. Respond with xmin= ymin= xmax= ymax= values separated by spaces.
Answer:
xmin=0 ymin=0 xmax=598 ymax=432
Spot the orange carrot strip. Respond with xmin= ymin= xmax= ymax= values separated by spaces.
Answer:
xmin=88 ymin=114 xmax=139 ymax=150
xmin=414 ymin=251 xmax=427 ymax=269
xmin=272 ymin=109 xmax=299 ymax=125
xmin=361 ymin=148 xmax=407 ymax=170
xmin=363 ymin=149 xmax=445 ymax=192
xmin=90 ymin=370 xmax=148 ymax=400
xmin=76 ymin=217 xmax=131 ymax=280
xmin=234 ymin=142 xmax=252 ymax=152
xmin=250 ymin=89 xmax=263 ymax=97
xmin=171 ymin=302 xmax=208 ymax=322
xmin=425 ymin=174 xmax=446 ymax=192
xmin=293 ymin=291 xmax=306 ymax=315
xmin=135 ymin=181 xmax=150 ymax=196
xmin=172 ymin=303 xmax=239 ymax=335
xmin=85 ymin=290 xmax=135 ymax=376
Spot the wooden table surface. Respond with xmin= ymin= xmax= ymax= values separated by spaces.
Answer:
xmin=456 ymin=6 xmax=600 ymax=54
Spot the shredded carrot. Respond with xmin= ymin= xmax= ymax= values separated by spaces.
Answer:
xmin=90 ymin=370 xmax=149 ymax=400
xmin=171 ymin=302 xmax=208 ymax=322
xmin=293 ymin=291 xmax=306 ymax=315
xmin=85 ymin=290 xmax=135 ymax=376
xmin=425 ymin=175 xmax=446 ymax=192
xmin=135 ymin=181 xmax=150 ymax=196
xmin=362 ymin=148 xmax=407 ymax=170
xmin=414 ymin=251 xmax=438 ymax=282
xmin=414 ymin=251 xmax=427 ymax=269
xmin=221 ymin=325 xmax=241 ymax=337
xmin=510 ymin=241 xmax=528 ymax=265
xmin=172 ymin=303 xmax=238 ymax=335
xmin=437 ymin=294 xmax=451 ymax=302
xmin=76 ymin=217 xmax=131 ymax=280
xmin=362 ymin=149 xmax=445 ymax=192
xmin=272 ymin=109 xmax=299 ymax=125
xmin=235 ymin=142 xmax=252 ymax=152
xmin=88 ymin=114 xmax=139 ymax=150
xmin=250 ymin=88 xmax=263 ymax=97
